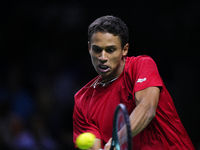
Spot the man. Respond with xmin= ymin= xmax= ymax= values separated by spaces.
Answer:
xmin=73 ymin=15 xmax=195 ymax=150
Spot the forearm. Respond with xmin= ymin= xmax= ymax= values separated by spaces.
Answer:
xmin=129 ymin=100 xmax=156 ymax=137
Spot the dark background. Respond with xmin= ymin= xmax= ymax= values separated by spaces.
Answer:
xmin=0 ymin=0 xmax=199 ymax=149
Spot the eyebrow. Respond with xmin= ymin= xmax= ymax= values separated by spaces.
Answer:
xmin=92 ymin=45 xmax=117 ymax=49
xmin=92 ymin=45 xmax=102 ymax=49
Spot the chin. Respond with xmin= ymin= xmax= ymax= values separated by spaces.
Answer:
xmin=102 ymin=74 xmax=113 ymax=79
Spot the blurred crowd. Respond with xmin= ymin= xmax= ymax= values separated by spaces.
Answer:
xmin=0 ymin=57 xmax=83 ymax=149
xmin=0 ymin=1 xmax=89 ymax=149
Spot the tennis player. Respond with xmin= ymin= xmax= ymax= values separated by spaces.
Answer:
xmin=73 ymin=15 xmax=195 ymax=150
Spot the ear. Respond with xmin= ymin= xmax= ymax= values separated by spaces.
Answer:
xmin=122 ymin=43 xmax=129 ymax=57
xmin=88 ymin=41 xmax=91 ymax=52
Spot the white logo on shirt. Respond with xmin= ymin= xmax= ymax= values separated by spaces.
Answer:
xmin=136 ymin=78 xmax=146 ymax=84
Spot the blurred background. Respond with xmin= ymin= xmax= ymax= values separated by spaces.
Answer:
xmin=0 ymin=0 xmax=199 ymax=149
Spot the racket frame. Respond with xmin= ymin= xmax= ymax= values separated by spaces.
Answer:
xmin=110 ymin=103 xmax=132 ymax=150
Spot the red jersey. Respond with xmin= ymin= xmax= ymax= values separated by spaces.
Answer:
xmin=73 ymin=56 xmax=195 ymax=150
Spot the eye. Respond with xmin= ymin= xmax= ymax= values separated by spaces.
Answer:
xmin=106 ymin=48 xmax=115 ymax=53
xmin=92 ymin=47 xmax=102 ymax=53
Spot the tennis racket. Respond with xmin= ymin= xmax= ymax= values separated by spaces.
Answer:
xmin=109 ymin=103 xmax=132 ymax=150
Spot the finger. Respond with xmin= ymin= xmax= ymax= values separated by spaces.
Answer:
xmin=104 ymin=138 xmax=112 ymax=150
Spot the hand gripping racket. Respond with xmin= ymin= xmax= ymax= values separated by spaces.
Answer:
xmin=109 ymin=103 xmax=132 ymax=150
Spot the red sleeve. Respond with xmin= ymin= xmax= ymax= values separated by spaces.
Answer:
xmin=133 ymin=56 xmax=163 ymax=93
xmin=73 ymin=99 xmax=101 ymax=146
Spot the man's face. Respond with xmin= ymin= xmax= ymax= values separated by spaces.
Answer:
xmin=88 ymin=32 xmax=129 ymax=80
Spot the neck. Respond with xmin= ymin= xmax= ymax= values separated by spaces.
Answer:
xmin=101 ymin=75 xmax=119 ymax=83
xmin=93 ymin=75 xmax=119 ymax=88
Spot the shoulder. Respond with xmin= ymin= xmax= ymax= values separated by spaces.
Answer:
xmin=125 ymin=55 xmax=155 ymax=65
xmin=123 ymin=55 xmax=158 ymax=86
xmin=125 ymin=55 xmax=155 ymax=70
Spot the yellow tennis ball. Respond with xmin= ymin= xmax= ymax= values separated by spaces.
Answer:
xmin=76 ymin=132 xmax=96 ymax=149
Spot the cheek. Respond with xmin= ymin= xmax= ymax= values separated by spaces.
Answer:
xmin=111 ymin=53 xmax=122 ymax=62
xmin=90 ymin=55 xmax=98 ymax=65
xmin=110 ymin=56 xmax=120 ymax=66
xmin=109 ymin=54 xmax=122 ymax=67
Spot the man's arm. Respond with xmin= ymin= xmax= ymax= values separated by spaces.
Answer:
xmin=93 ymin=86 xmax=160 ymax=150
xmin=130 ymin=86 xmax=160 ymax=137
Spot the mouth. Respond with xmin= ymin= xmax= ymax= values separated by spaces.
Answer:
xmin=97 ymin=64 xmax=110 ymax=73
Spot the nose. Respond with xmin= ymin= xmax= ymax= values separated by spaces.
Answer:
xmin=99 ymin=50 xmax=108 ymax=63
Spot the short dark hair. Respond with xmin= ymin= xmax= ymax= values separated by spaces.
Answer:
xmin=88 ymin=15 xmax=129 ymax=48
